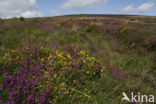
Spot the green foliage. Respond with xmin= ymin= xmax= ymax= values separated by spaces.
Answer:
xmin=12 ymin=17 xmax=18 ymax=21
xmin=85 ymin=24 xmax=100 ymax=33
xmin=142 ymin=20 xmax=152 ymax=24
xmin=19 ymin=17 xmax=25 ymax=21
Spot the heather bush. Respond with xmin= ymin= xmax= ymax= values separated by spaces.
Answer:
xmin=0 ymin=45 xmax=104 ymax=104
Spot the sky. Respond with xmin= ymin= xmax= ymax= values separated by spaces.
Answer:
xmin=0 ymin=0 xmax=155 ymax=18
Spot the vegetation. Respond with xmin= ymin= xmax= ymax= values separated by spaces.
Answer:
xmin=0 ymin=15 xmax=156 ymax=104
xmin=19 ymin=17 xmax=25 ymax=21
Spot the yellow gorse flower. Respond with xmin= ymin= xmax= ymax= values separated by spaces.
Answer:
xmin=48 ymin=54 xmax=52 ymax=59
xmin=41 ymin=58 xmax=44 ymax=62
xmin=72 ymin=88 xmax=75 ymax=91
xmin=63 ymin=91 xmax=69 ymax=95
xmin=11 ymin=50 xmax=15 ymax=52
xmin=86 ymin=71 xmax=90 ymax=74
xmin=79 ymin=51 xmax=86 ymax=56
xmin=54 ymin=74 xmax=57 ymax=78
xmin=67 ymin=54 xmax=71 ymax=59
xmin=60 ymin=82 xmax=66 ymax=87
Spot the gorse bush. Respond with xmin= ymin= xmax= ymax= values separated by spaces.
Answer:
xmin=119 ymin=27 xmax=132 ymax=34
xmin=0 ymin=45 xmax=104 ymax=104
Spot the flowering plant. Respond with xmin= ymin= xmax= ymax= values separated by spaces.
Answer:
xmin=0 ymin=45 xmax=104 ymax=104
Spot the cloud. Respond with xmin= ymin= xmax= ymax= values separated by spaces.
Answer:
xmin=136 ymin=2 xmax=155 ymax=12
xmin=0 ymin=0 xmax=42 ymax=18
xmin=120 ymin=5 xmax=135 ymax=13
xmin=60 ymin=0 xmax=108 ymax=10
xmin=120 ymin=2 xmax=155 ymax=14
xmin=51 ymin=10 xmax=62 ymax=16
xmin=21 ymin=11 xmax=42 ymax=18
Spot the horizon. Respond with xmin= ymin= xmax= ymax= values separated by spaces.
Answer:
xmin=1 ymin=13 xmax=156 ymax=20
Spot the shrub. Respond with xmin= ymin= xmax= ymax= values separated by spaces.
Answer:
xmin=85 ymin=24 xmax=99 ymax=33
xmin=12 ymin=17 xmax=18 ymax=21
xmin=129 ymin=18 xmax=137 ymax=21
xmin=119 ymin=27 xmax=132 ymax=34
xmin=0 ymin=45 xmax=104 ymax=104
xmin=64 ymin=19 xmax=73 ymax=28
xmin=19 ymin=17 xmax=25 ymax=21
xmin=143 ymin=38 xmax=156 ymax=52
xmin=0 ymin=18 xmax=4 ymax=24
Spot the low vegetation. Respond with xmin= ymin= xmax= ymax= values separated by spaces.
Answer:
xmin=0 ymin=15 xmax=156 ymax=104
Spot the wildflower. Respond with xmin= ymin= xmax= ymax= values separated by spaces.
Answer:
xmin=67 ymin=54 xmax=71 ymax=59
xmin=63 ymin=62 xmax=67 ymax=65
xmin=86 ymin=71 xmax=90 ymax=74
xmin=11 ymin=50 xmax=15 ymax=52
xmin=48 ymin=54 xmax=52 ymax=59
xmin=5 ymin=53 xmax=9 ymax=56
xmin=101 ymin=73 xmax=104 ymax=77
xmin=79 ymin=51 xmax=86 ymax=56
xmin=88 ymin=96 xmax=91 ymax=99
xmin=72 ymin=88 xmax=75 ymax=91
xmin=91 ymin=57 xmax=95 ymax=61
xmin=41 ymin=58 xmax=44 ymax=62
xmin=63 ymin=91 xmax=69 ymax=95
xmin=83 ymin=59 xmax=86 ymax=63
xmin=60 ymin=82 xmax=66 ymax=87
xmin=54 ymin=87 xmax=58 ymax=92
xmin=27 ymin=95 xmax=33 ymax=102
xmin=49 ymin=100 xmax=53 ymax=103
xmin=73 ymin=80 xmax=76 ymax=83
xmin=54 ymin=74 xmax=57 ymax=78
xmin=58 ymin=53 xmax=63 ymax=58
xmin=0 ymin=46 xmax=105 ymax=103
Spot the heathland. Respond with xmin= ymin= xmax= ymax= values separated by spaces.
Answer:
xmin=0 ymin=15 xmax=156 ymax=104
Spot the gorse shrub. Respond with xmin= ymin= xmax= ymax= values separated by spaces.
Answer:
xmin=119 ymin=27 xmax=132 ymax=34
xmin=0 ymin=45 xmax=104 ymax=104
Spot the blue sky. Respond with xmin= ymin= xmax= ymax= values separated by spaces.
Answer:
xmin=37 ymin=0 xmax=156 ymax=16
xmin=0 ymin=0 xmax=155 ymax=18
